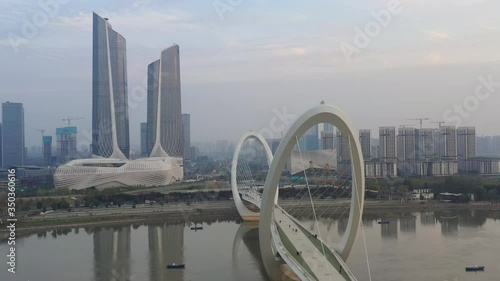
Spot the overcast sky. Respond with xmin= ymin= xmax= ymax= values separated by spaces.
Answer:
xmin=1 ymin=0 xmax=500 ymax=150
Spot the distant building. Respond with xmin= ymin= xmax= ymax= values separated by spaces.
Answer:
xmin=336 ymin=131 xmax=350 ymax=162
xmin=428 ymin=160 xmax=458 ymax=176
xmin=364 ymin=161 xmax=397 ymax=178
xmin=140 ymin=122 xmax=147 ymax=156
xmin=438 ymin=126 xmax=457 ymax=160
xmin=321 ymin=131 xmax=334 ymax=150
xmin=216 ymin=140 xmax=231 ymax=156
xmin=465 ymin=157 xmax=500 ymax=175
xmin=397 ymin=127 xmax=417 ymax=176
xmin=268 ymin=139 xmax=281 ymax=154
xmin=336 ymin=131 xmax=351 ymax=175
xmin=476 ymin=135 xmax=500 ymax=157
xmin=147 ymin=45 xmax=183 ymax=158
xmin=397 ymin=127 xmax=416 ymax=161
xmin=457 ymin=127 xmax=476 ymax=172
xmin=321 ymin=123 xmax=334 ymax=150
xmin=92 ymin=12 xmax=129 ymax=159
xmin=54 ymin=14 xmax=183 ymax=190
xmin=359 ymin=129 xmax=371 ymax=161
xmin=416 ymin=128 xmax=435 ymax=160
xmin=56 ymin=127 xmax=77 ymax=164
xmin=1 ymin=102 xmax=24 ymax=168
xmin=182 ymin=114 xmax=191 ymax=160
xmin=379 ymin=127 xmax=397 ymax=162
xmin=43 ymin=136 xmax=52 ymax=166
xmin=190 ymin=146 xmax=199 ymax=161
xmin=324 ymin=123 xmax=334 ymax=133
xmin=298 ymin=125 xmax=319 ymax=151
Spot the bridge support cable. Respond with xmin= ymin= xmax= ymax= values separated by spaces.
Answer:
xmin=348 ymin=137 xmax=372 ymax=281
xmin=295 ymin=136 xmax=333 ymax=281
xmin=307 ymin=174 xmax=353 ymax=220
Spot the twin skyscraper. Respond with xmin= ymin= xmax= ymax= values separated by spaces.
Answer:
xmin=91 ymin=12 xmax=183 ymax=160
xmin=54 ymin=13 xmax=184 ymax=190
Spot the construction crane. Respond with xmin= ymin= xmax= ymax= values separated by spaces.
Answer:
xmin=36 ymin=129 xmax=45 ymax=136
xmin=62 ymin=116 xmax=85 ymax=126
xmin=431 ymin=121 xmax=445 ymax=128
xmin=399 ymin=124 xmax=416 ymax=128
xmin=405 ymin=118 xmax=430 ymax=129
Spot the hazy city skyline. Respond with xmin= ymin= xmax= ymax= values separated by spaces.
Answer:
xmin=1 ymin=0 xmax=500 ymax=149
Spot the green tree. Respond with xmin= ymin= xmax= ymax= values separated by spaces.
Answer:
xmin=475 ymin=186 xmax=488 ymax=201
xmin=488 ymin=189 xmax=498 ymax=200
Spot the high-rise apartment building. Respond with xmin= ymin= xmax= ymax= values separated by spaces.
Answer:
xmin=457 ymin=127 xmax=476 ymax=171
xmin=182 ymin=114 xmax=191 ymax=160
xmin=321 ymin=123 xmax=334 ymax=150
xmin=56 ymin=127 xmax=77 ymax=164
xmin=92 ymin=12 xmax=129 ymax=159
xmin=397 ymin=127 xmax=416 ymax=161
xmin=438 ymin=126 xmax=457 ymax=160
xmin=359 ymin=129 xmax=371 ymax=161
xmin=298 ymin=125 xmax=319 ymax=151
xmin=1 ymin=102 xmax=24 ymax=168
xmin=321 ymin=131 xmax=334 ymax=150
xmin=147 ymin=45 xmax=183 ymax=158
xmin=43 ymin=136 xmax=52 ymax=166
xmin=379 ymin=127 xmax=396 ymax=162
xmin=336 ymin=131 xmax=350 ymax=162
xmin=416 ymin=128 xmax=435 ymax=160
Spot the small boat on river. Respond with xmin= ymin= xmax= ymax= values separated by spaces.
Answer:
xmin=465 ymin=266 xmax=484 ymax=272
xmin=167 ymin=263 xmax=185 ymax=269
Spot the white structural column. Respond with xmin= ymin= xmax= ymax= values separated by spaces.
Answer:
xmin=231 ymin=131 xmax=274 ymax=221
xmin=105 ymin=19 xmax=126 ymax=160
xmin=259 ymin=104 xmax=365 ymax=277
xmin=150 ymin=49 xmax=169 ymax=158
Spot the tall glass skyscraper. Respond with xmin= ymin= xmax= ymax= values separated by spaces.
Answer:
xmin=148 ymin=45 xmax=183 ymax=158
xmin=182 ymin=114 xmax=191 ymax=160
xmin=146 ymin=59 xmax=160 ymax=155
xmin=92 ymin=12 xmax=129 ymax=159
xmin=1 ymin=102 xmax=24 ymax=168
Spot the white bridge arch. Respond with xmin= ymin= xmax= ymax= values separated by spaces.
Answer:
xmin=259 ymin=104 xmax=366 ymax=277
xmin=231 ymin=131 xmax=274 ymax=221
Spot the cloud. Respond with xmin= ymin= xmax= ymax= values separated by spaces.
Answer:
xmin=424 ymin=51 xmax=445 ymax=64
xmin=478 ymin=21 xmax=500 ymax=30
xmin=426 ymin=30 xmax=450 ymax=39
xmin=51 ymin=7 xmax=198 ymax=33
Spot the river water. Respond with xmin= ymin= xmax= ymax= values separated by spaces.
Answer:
xmin=1 ymin=209 xmax=499 ymax=281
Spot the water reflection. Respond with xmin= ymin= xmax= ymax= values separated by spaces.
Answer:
xmin=420 ymin=211 xmax=436 ymax=225
xmin=381 ymin=220 xmax=398 ymax=239
xmin=3 ymin=209 xmax=500 ymax=281
xmin=399 ymin=215 xmax=416 ymax=234
xmin=232 ymin=223 xmax=267 ymax=280
xmin=93 ymin=226 xmax=131 ymax=281
xmin=148 ymin=223 xmax=184 ymax=281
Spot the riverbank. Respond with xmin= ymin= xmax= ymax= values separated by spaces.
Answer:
xmin=2 ymin=200 xmax=498 ymax=234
